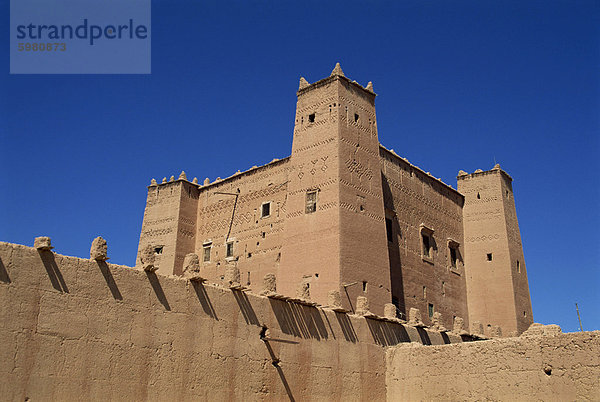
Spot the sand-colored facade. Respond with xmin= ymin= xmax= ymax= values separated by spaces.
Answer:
xmin=1 ymin=241 xmax=598 ymax=401
xmin=137 ymin=64 xmax=532 ymax=334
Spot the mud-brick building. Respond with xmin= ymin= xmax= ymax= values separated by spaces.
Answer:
xmin=137 ymin=63 xmax=533 ymax=335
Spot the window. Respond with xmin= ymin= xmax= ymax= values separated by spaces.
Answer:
xmin=261 ymin=202 xmax=271 ymax=218
xmin=428 ymin=303 xmax=434 ymax=318
xmin=517 ymin=260 xmax=521 ymax=273
xmin=422 ymin=234 xmax=431 ymax=257
xmin=226 ymin=241 xmax=234 ymax=258
xmin=203 ymin=244 xmax=211 ymax=262
xmin=448 ymin=240 xmax=460 ymax=269
xmin=442 ymin=281 xmax=446 ymax=297
xmin=423 ymin=286 xmax=427 ymax=299
xmin=385 ymin=218 xmax=393 ymax=242
xmin=450 ymin=246 xmax=457 ymax=267
xmin=420 ymin=226 xmax=434 ymax=260
xmin=487 ymin=253 xmax=493 ymax=262
xmin=420 ymin=226 xmax=434 ymax=262
xmin=354 ymin=113 xmax=359 ymax=122
xmin=154 ymin=246 xmax=163 ymax=255
xmin=477 ymin=192 xmax=481 ymax=199
xmin=362 ymin=281 xmax=367 ymax=292
xmin=305 ymin=190 xmax=317 ymax=213
xmin=308 ymin=113 xmax=315 ymax=123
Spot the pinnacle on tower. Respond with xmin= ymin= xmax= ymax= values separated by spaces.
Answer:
xmin=179 ymin=171 xmax=187 ymax=180
xmin=330 ymin=62 xmax=345 ymax=77
xmin=366 ymin=81 xmax=374 ymax=91
xmin=299 ymin=77 xmax=310 ymax=90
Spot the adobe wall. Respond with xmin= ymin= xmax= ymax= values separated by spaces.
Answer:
xmin=0 ymin=241 xmax=460 ymax=401
xmin=386 ymin=330 xmax=600 ymax=401
xmin=380 ymin=148 xmax=468 ymax=330
xmin=458 ymin=168 xmax=533 ymax=335
xmin=194 ymin=159 xmax=290 ymax=290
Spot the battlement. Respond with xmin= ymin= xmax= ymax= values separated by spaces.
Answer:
xmin=297 ymin=62 xmax=376 ymax=97
xmin=457 ymin=163 xmax=513 ymax=182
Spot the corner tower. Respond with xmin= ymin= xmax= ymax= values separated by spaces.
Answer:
xmin=457 ymin=165 xmax=533 ymax=335
xmin=278 ymin=64 xmax=392 ymax=313
xmin=137 ymin=174 xmax=199 ymax=276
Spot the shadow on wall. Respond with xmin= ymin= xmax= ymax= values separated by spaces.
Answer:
xmin=96 ymin=261 xmax=123 ymax=300
xmin=232 ymin=289 xmax=260 ymax=326
xmin=381 ymin=175 xmax=406 ymax=319
xmin=335 ymin=311 xmax=358 ymax=343
xmin=0 ymin=257 xmax=10 ymax=283
xmin=191 ymin=281 xmax=218 ymax=320
xmin=269 ymin=299 xmax=329 ymax=340
xmin=366 ymin=318 xmax=410 ymax=346
xmin=263 ymin=339 xmax=295 ymax=402
xmin=145 ymin=271 xmax=170 ymax=311
xmin=38 ymin=250 xmax=69 ymax=292
xmin=416 ymin=327 xmax=431 ymax=346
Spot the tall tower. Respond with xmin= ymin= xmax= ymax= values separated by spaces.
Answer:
xmin=457 ymin=165 xmax=533 ymax=335
xmin=137 ymin=175 xmax=199 ymax=276
xmin=278 ymin=64 xmax=392 ymax=313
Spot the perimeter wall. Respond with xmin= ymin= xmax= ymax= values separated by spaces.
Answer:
xmin=0 ymin=241 xmax=598 ymax=401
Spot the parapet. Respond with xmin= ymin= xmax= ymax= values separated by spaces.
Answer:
xmin=457 ymin=163 xmax=513 ymax=182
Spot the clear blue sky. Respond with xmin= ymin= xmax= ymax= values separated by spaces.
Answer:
xmin=1 ymin=0 xmax=598 ymax=332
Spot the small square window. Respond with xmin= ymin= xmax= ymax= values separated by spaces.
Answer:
xmin=308 ymin=113 xmax=315 ymax=123
xmin=154 ymin=246 xmax=163 ymax=255
xmin=487 ymin=253 xmax=493 ymax=262
xmin=261 ymin=202 xmax=271 ymax=218
xmin=306 ymin=190 xmax=317 ymax=214
xmin=203 ymin=245 xmax=211 ymax=262
xmin=226 ymin=241 xmax=234 ymax=258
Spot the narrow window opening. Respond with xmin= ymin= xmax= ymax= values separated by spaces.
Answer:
xmin=354 ymin=113 xmax=359 ymax=122
xmin=359 ymin=205 xmax=364 ymax=211
xmin=477 ymin=192 xmax=481 ymax=199
xmin=423 ymin=286 xmax=427 ymax=299
xmin=247 ymin=272 xmax=251 ymax=286
xmin=450 ymin=246 xmax=457 ymax=267
xmin=305 ymin=190 xmax=317 ymax=214
xmin=315 ymin=273 xmax=319 ymax=278
xmin=261 ymin=202 xmax=271 ymax=218
xmin=524 ymin=311 xmax=527 ymax=317
xmin=442 ymin=281 xmax=446 ymax=297
xmin=517 ymin=260 xmax=521 ymax=273
xmin=262 ymin=232 xmax=266 ymax=238
xmin=308 ymin=113 xmax=315 ymax=123
xmin=487 ymin=253 xmax=493 ymax=261
xmin=203 ymin=245 xmax=211 ymax=262
xmin=154 ymin=246 xmax=163 ymax=255
xmin=226 ymin=241 xmax=234 ymax=258
xmin=385 ymin=218 xmax=393 ymax=242
xmin=422 ymin=233 xmax=431 ymax=258
xmin=247 ymin=252 xmax=252 ymax=258
xmin=362 ymin=281 xmax=367 ymax=292
xmin=428 ymin=303 xmax=434 ymax=318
